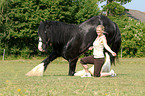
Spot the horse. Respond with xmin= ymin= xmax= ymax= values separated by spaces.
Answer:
xmin=25 ymin=15 xmax=121 ymax=76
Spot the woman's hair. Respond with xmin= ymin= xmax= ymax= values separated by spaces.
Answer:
xmin=96 ymin=25 xmax=105 ymax=31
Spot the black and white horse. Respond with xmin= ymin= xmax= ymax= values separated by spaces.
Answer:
xmin=26 ymin=15 xmax=121 ymax=76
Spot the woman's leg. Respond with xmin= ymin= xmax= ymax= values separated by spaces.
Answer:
xmin=101 ymin=73 xmax=111 ymax=77
xmin=80 ymin=56 xmax=94 ymax=73
xmin=101 ymin=69 xmax=116 ymax=77
xmin=94 ymin=58 xmax=105 ymax=77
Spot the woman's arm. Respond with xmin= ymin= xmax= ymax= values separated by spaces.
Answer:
xmin=102 ymin=36 xmax=117 ymax=56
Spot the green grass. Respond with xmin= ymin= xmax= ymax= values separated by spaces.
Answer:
xmin=0 ymin=58 xmax=145 ymax=96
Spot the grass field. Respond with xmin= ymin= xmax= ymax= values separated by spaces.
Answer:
xmin=0 ymin=58 xmax=145 ymax=96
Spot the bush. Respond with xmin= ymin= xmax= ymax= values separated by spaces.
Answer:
xmin=1 ymin=0 xmax=145 ymax=58
xmin=20 ymin=47 xmax=33 ymax=58
xmin=0 ymin=0 xmax=100 ymax=58
xmin=109 ymin=15 xmax=145 ymax=57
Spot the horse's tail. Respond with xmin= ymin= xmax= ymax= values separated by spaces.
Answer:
xmin=110 ymin=22 xmax=121 ymax=65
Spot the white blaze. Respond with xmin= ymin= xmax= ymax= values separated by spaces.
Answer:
xmin=38 ymin=37 xmax=43 ymax=51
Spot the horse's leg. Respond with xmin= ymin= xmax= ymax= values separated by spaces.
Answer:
xmin=68 ymin=58 xmax=78 ymax=76
xmin=25 ymin=51 xmax=57 ymax=76
xmin=42 ymin=52 xmax=58 ymax=71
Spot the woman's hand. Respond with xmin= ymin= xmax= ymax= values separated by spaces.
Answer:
xmin=89 ymin=46 xmax=93 ymax=50
xmin=112 ymin=52 xmax=117 ymax=56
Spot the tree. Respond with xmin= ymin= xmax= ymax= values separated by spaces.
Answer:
xmin=99 ymin=0 xmax=131 ymax=4
xmin=107 ymin=0 xmax=131 ymax=4
xmin=73 ymin=0 xmax=100 ymax=24
xmin=103 ymin=2 xmax=126 ymax=16
xmin=0 ymin=0 xmax=12 ymax=55
xmin=109 ymin=15 xmax=145 ymax=57
xmin=99 ymin=0 xmax=132 ymax=16
xmin=0 ymin=0 xmax=100 ymax=57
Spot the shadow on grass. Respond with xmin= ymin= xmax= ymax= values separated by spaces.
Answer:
xmin=43 ymin=74 xmax=129 ymax=78
xmin=43 ymin=75 xmax=69 ymax=77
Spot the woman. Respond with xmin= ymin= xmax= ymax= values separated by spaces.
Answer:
xmin=80 ymin=25 xmax=117 ymax=77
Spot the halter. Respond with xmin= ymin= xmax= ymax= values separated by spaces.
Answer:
xmin=38 ymin=30 xmax=50 ymax=49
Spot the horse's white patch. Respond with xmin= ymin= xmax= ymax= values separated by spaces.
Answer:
xmin=38 ymin=42 xmax=42 ymax=48
xmin=38 ymin=37 xmax=43 ymax=51
xmin=39 ymin=36 xmax=42 ymax=41
xmin=25 ymin=63 xmax=44 ymax=76
xmin=101 ymin=52 xmax=111 ymax=72
xmin=74 ymin=52 xmax=111 ymax=76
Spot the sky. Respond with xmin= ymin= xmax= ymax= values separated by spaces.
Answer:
xmin=99 ymin=0 xmax=145 ymax=12
xmin=123 ymin=0 xmax=145 ymax=12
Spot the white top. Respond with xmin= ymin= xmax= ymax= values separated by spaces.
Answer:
xmin=93 ymin=35 xmax=104 ymax=58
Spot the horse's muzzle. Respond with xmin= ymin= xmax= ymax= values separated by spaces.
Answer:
xmin=38 ymin=47 xmax=45 ymax=52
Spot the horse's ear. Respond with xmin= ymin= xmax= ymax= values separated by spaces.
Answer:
xmin=46 ymin=20 xmax=49 ymax=23
xmin=45 ymin=21 xmax=52 ymax=29
xmin=40 ymin=21 xmax=43 ymax=24
xmin=46 ymin=20 xmax=52 ymax=25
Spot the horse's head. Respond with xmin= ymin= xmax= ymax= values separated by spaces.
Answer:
xmin=38 ymin=21 xmax=51 ymax=52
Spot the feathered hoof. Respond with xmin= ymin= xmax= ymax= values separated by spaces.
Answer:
xmin=74 ymin=69 xmax=85 ymax=76
xmin=88 ymin=65 xmax=94 ymax=75
xmin=25 ymin=63 xmax=44 ymax=76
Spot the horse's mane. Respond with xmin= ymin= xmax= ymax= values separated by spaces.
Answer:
xmin=44 ymin=21 xmax=80 ymax=44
